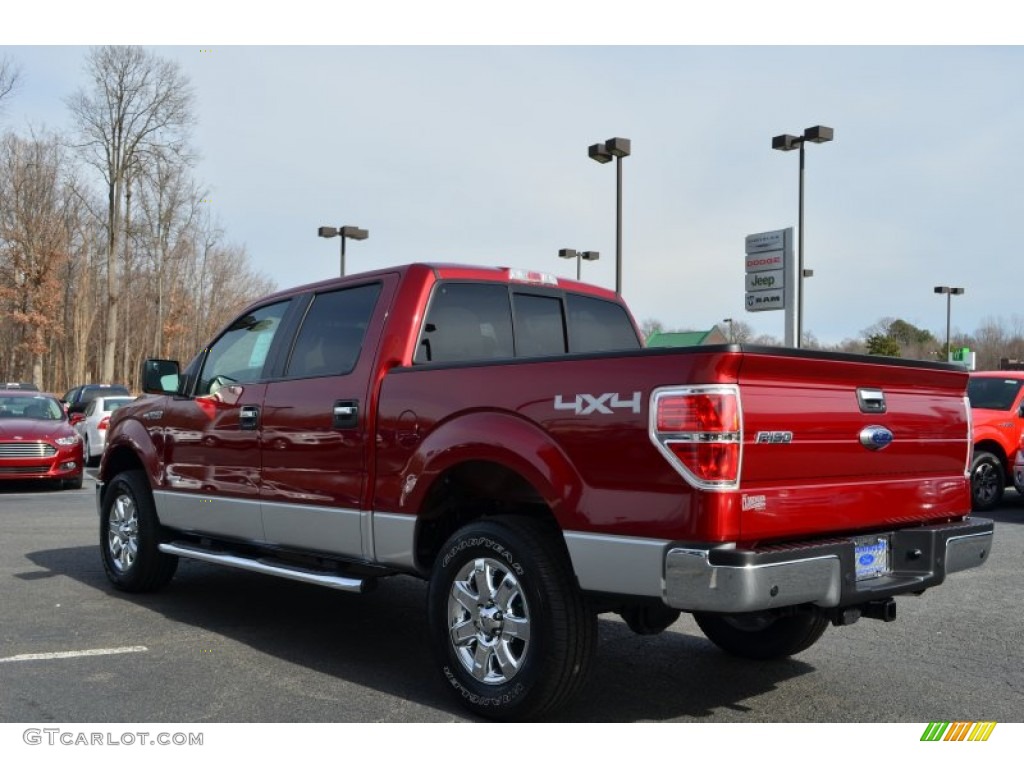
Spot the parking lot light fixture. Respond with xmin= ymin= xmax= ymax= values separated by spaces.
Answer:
xmin=559 ymin=248 xmax=600 ymax=281
xmin=589 ymin=137 xmax=631 ymax=294
xmin=318 ymin=225 xmax=369 ymax=277
xmin=934 ymin=285 xmax=965 ymax=362
xmin=772 ymin=125 xmax=834 ymax=348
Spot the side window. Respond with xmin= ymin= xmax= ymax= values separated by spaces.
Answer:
xmin=566 ymin=294 xmax=641 ymax=353
xmin=197 ymin=301 xmax=290 ymax=395
xmin=84 ymin=400 xmax=97 ymax=417
xmin=513 ymin=293 xmax=566 ymax=358
xmin=415 ymin=283 xmax=514 ymax=364
xmin=285 ymin=283 xmax=382 ymax=378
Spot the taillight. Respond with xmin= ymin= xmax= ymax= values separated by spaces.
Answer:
xmin=98 ymin=416 xmax=110 ymax=431
xmin=650 ymin=386 xmax=742 ymax=489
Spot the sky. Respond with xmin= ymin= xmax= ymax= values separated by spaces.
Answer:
xmin=3 ymin=4 xmax=1023 ymax=347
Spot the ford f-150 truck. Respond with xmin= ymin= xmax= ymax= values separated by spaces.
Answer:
xmin=966 ymin=370 xmax=1024 ymax=510
xmin=97 ymin=263 xmax=993 ymax=720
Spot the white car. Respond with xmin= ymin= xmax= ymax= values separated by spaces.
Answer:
xmin=74 ymin=395 xmax=134 ymax=466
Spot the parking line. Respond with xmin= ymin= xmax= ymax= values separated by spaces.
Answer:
xmin=0 ymin=645 xmax=148 ymax=663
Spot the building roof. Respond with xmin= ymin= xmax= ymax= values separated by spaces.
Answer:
xmin=646 ymin=328 xmax=729 ymax=348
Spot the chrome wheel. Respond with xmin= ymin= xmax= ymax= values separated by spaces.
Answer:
xmin=447 ymin=556 xmax=531 ymax=685
xmin=107 ymin=492 xmax=139 ymax=573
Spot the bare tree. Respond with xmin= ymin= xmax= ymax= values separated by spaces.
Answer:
xmin=0 ymin=132 xmax=72 ymax=388
xmin=0 ymin=55 xmax=20 ymax=113
xmin=66 ymin=45 xmax=194 ymax=382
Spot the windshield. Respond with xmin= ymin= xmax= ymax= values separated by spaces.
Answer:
xmin=967 ymin=377 xmax=1024 ymax=410
xmin=0 ymin=395 xmax=65 ymax=420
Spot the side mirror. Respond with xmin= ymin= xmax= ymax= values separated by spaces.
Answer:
xmin=141 ymin=358 xmax=181 ymax=395
xmin=69 ymin=413 xmax=85 ymax=426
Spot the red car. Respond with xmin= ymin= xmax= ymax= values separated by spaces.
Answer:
xmin=0 ymin=390 xmax=85 ymax=489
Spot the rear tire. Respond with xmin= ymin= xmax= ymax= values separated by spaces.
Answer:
xmin=970 ymin=450 xmax=1004 ymax=512
xmin=84 ymin=435 xmax=98 ymax=468
xmin=100 ymin=470 xmax=178 ymax=592
xmin=694 ymin=608 xmax=829 ymax=660
xmin=427 ymin=515 xmax=596 ymax=721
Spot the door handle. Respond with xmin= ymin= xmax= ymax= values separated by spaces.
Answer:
xmin=240 ymin=405 xmax=260 ymax=431
xmin=333 ymin=400 xmax=359 ymax=429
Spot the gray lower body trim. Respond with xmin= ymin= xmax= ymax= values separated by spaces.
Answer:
xmin=154 ymin=490 xmax=264 ymax=542
xmin=563 ymin=532 xmax=666 ymax=598
xmin=371 ymin=512 xmax=418 ymax=571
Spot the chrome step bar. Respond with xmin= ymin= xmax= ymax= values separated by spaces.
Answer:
xmin=159 ymin=542 xmax=368 ymax=593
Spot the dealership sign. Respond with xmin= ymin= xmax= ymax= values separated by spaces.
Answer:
xmin=744 ymin=228 xmax=796 ymax=345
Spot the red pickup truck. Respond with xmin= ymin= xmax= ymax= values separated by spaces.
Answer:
xmin=97 ymin=263 xmax=993 ymax=720
xmin=967 ymin=370 xmax=1024 ymax=510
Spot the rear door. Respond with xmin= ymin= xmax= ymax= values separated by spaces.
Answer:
xmin=259 ymin=275 xmax=396 ymax=558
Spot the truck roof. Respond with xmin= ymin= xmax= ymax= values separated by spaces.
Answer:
xmin=254 ymin=262 xmax=621 ymax=306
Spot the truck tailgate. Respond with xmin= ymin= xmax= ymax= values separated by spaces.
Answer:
xmin=734 ymin=350 xmax=971 ymax=540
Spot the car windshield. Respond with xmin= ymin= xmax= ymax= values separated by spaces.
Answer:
xmin=103 ymin=397 xmax=133 ymax=412
xmin=967 ymin=377 xmax=1024 ymax=410
xmin=0 ymin=395 xmax=65 ymax=420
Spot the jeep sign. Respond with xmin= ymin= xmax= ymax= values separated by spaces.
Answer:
xmin=746 ymin=269 xmax=784 ymax=292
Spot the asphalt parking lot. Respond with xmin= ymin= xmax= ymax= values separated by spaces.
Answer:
xmin=1 ymin=475 xmax=1021 ymax=723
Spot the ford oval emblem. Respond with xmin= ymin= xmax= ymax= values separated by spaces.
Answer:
xmin=859 ymin=425 xmax=894 ymax=451
xmin=859 ymin=553 xmax=876 ymax=566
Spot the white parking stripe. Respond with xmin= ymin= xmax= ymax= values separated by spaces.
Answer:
xmin=0 ymin=645 xmax=148 ymax=663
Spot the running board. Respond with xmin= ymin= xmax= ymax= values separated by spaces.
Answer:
xmin=159 ymin=542 xmax=369 ymax=593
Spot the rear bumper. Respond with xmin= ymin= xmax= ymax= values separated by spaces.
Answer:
xmin=663 ymin=518 xmax=994 ymax=613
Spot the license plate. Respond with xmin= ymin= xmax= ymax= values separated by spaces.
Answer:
xmin=854 ymin=536 xmax=890 ymax=581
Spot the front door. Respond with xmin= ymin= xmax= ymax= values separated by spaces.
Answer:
xmin=156 ymin=299 xmax=292 ymax=542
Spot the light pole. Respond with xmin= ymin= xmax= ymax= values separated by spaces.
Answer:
xmin=772 ymin=125 xmax=833 ymax=348
xmin=317 ymin=225 xmax=369 ymax=277
xmin=934 ymin=286 xmax=965 ymax=362
xmin=588 ymin=137 xmax=630 ymax=295
xmin=558 ymin=248 xmax=600 ymax=281
xmin=723 ymin=317 xmax=734 ymax=342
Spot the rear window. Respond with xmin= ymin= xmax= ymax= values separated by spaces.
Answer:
xmin=81 ymin=386 xmax=130 ymax=406
xmin=967 ymin=377 xmax=1024 ymax=410
xmin=414 ymin=282 xmax=640 ymax=365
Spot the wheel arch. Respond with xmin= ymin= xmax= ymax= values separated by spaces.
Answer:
xmin=399 ymin=411 xmax=585 ymax=573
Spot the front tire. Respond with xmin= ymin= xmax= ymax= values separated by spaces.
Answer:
xmin=694 ymin=608 xmax=829 ymax=660
xmin=970 ymin=451 xmax=1004 ymax=512
xmin=427 ymin=516 xmax=596 ymax=721
xmin=100 ymin=470 xmax=178 ymax=592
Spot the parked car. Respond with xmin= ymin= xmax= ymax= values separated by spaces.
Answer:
xmin=966 ymin=371 xmax=1024 ymax=510
xmin=61 ymin=383 xmax=131 ymax=416
xmin=75 ymin=395 xmax=135 ymax=467
xmin=0 ymin=390 xmax=84 ymax=489
xmin=3 ymin=381 xmax=40 ymax=391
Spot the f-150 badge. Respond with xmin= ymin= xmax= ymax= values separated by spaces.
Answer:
xmin=554 ymin=392 xmax=641 ymax=415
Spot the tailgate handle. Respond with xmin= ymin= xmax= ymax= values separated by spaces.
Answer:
xmin=857 ymin=388 xmax=887 ymax=414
